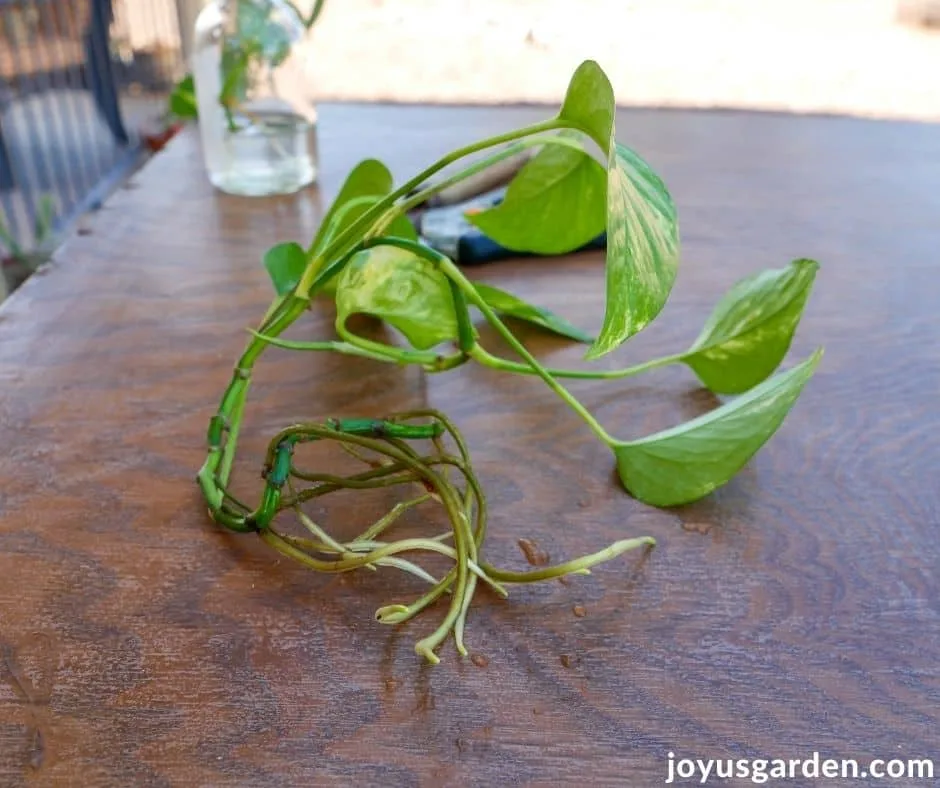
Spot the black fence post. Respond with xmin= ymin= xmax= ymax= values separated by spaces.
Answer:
xmin=84 ymin=0 xmax=128 ymax=145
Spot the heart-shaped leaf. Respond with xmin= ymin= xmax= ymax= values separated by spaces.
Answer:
xmin=555 ymin=62 xmax=679 ymax=359
xmin=385 ymin=213 xmax=419 ymax=242
xmin=682 ymin=258 xmax=819 ymax=394
xmin=319 ymin=197 xmax=418 ymax=296
xmin=335 ymin=245 xmax=458 ymax=350
xmin=466 ymin=136 xmax=606 ymax=255
xmin=311 ymin=159 xmax=397 ymax=257
xmin=612 ymin=348 xmax=822 ymax=506
xmin=324 ymin=196 xmax=417 ymax=251
xmin=586 ymin=140 xmax=679 ymax=360
xmin=309 ymin=159 xmax=416 ymax=295
xmin=557 ymin=60 xmax=615 ymax=154
xmin=263 ymin=241 xmax=307 ymax=296
xmin=472 ymin=282 xmax=593 ymax=343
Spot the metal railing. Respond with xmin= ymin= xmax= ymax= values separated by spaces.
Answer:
xmin=0 ymin=0 xmax=184 ymax=282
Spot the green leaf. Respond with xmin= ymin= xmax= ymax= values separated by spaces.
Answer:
xmin=682 ymin=258 xmax=819 ymax=394
xmin=557 ymin=60 xmax=615 ymax=154
xmin=310 ymin=159 xmax=396 ymax=257
xmin=472 ymin=282 xmax=593 ymax=343
xmin=612 ymin=349 xmax=822 ymax=506
xmin=309 ymin=159 xmax=417 ymax=296
xmin=263 ymin=241 xmax=307 ymax=296
xmin=465 ymin=136 xmax=606 ymax=255
xmin=556 ymin=61 xmax=679 ymax=360
xmin=335 ymin=245 xmax=458 ymax=350
xmin=385 ymin=212 xmax=419 ymax=242
xmin=318 ymin=197 xmax=419 ymax=297
xmin=327 ymin=196 xmax=417 ymax=250
xmin=169 ymin=74 xmax=197 ymax=119
xmin=586 ymin=140 xmax=679 ymax=360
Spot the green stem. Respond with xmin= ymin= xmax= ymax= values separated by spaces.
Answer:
xmin=259 ymin=294 xmax=289 ymax=330
xmin=340 ymin=236 xmax=619 ymax=446
xmin=243 ymin=295 xmax=309 ymax=368
xmin=316 ymin=537 xmax=507 ymax=597
xmin=295 ymin=506 xmax=350 ymax=558
xmin=197 ymin=109 xmax=633 ymax=573
xmin=354 ymin=494 xmax=431 ymax=543
xmin=304 ymin=195 xmax=378 ymax=258
xmin=218 ymin=379 xmax=247 ymax=485
xmin=370 ymin=557 xmax=441 ymax=587
xmin=445 ymin=261 xmax=619 ymax=445
xmin=469 ymin=345 xmax=685 ymax=380
xmin=482 ymin=537 xmax=655 ymax=583
xmin=389 ymin=133 xmax=584 ymax=221
xmin=390 ymin=118 xmax=563 ymax=211
xmin=334 ymin=320 xmax=442 ymax=367
xmin=453 ymin=573 xmax=477 ymax=656
xmin=376 ymin=570 xmax=454 ymax=624
xmin=284 ymin=461 xmax=417 ymax=503
xmin=281 ymin=425 xmax=474 ymax=663
xmin=247 ymin=329 xmax=395 ymax=364
xmin=197 ymin=296 xmax=309 ymax=528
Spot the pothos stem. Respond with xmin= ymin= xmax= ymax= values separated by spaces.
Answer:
xmin=377 ymin=132 xmax=587 ymax=233
xmin=197 ymin=121 xmax=662 ymax=663
xmin=468 ymin=345 xmax=686 ymax=382
xmin=336 ymin=236 xmax=620 ymax=447
xmin=199 ymin=403 xmax=654 ymax=663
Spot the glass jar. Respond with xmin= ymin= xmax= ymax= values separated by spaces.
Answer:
xmin=191 ymin=0 xmax=319 ymax=196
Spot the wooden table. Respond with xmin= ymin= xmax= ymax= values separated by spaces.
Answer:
xmin=1 ymin=104 xmax=938 ymax=786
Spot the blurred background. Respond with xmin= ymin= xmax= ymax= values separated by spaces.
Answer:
xmin=303 ymin=0 xmax=940 ymax=115
xmin=1 ymin=0 xmax=938 ymax=294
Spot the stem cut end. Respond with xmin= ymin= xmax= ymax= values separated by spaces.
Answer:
xmin=375 ymin=604 xmax=410 ymax=624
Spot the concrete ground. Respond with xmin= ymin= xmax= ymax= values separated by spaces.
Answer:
xmin=302 ymin=0 xmax=940 ymax=122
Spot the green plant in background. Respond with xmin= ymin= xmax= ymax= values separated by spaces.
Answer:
xmin=0 ymin=194 xmax=57 ymax=295
xmin=169 ymin=0 xmax=327 ymax=128
xmin=196 ymin=60 xmax=822 ymax=663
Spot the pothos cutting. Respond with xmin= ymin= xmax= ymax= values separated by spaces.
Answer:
xmin=196 ymin=60 xmax=822 ymax=664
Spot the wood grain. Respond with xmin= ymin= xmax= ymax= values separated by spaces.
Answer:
xmin=0 ymin=104 xmax=938 ymax=786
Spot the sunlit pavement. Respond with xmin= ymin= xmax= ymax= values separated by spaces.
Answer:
xmin=301 ymin=0 xmax=940 ymax=122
